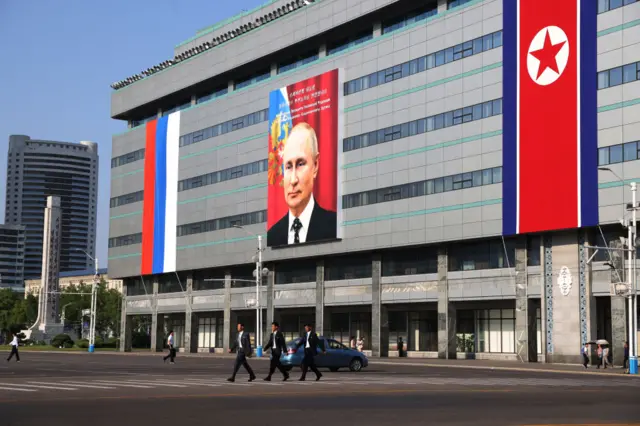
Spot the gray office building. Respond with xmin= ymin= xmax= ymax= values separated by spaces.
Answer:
xmin=109 ymin=0 xmax=640 ymax=364
xmin=0 ymin=224 xmax=25 ymax=292
xmin=5 ymin=135 xmax=99 ymax=279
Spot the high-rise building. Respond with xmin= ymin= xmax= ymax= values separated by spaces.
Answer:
xmin=0 ymin=224 xmax=25 ymax=291
xmin=5 ymin=135 xmax=99 ymax=279
xmin=109 ymin=0 xmax=638 ymax=366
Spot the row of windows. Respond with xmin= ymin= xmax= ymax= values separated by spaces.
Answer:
xmin=178 ymin=159 xmax=267 ymax=192
xmin=162 ymin=101 xmax=192 ymax=117
xmin=235 ymin=69 xmax=271 ymax=90
xmin=598 ymin=141 xmax=640 ymax=166
xmin=131 ymin=115 xmax=156 ymax=128
xmin=343 ymin=167 xmax=502 ymax=209
xmin=343 ymin=98 xmax=502 ymax=152
xmin=597 ymin=61 xmax=640 ymax=90
xmin=278 ymin=52 xmax=319 ymax=74
xmin=179 ymin=109 xmax=268 ymax=148
xmin=344 ymin=31 xmax=502 ymax=95
xmin=177 ymin=210 xmax=267 ymax=237
xmin=196 ymin=87 xmax=229 ymax=104
xmin=327 ymin=30 xmax=374 ymax=56
xmin=598 ymin=0 xmax=638 ymax=13
xmin=110 ymin=191 xmax=144 ymax=208
xmin=382 ymin=3 xmax=438 ymax=35
xmin=111 ymin=148 xmax=145 ymax=169
xmin=108 ymin=233 xmax=142 ymax=248
xmin=448 ymin=0 xmax=475 ymax=8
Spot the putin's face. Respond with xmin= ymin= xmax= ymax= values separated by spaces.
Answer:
xmin=282 ymin=127 xmax=318 ymax=218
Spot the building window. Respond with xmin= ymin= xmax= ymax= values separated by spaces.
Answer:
xmin=198 ymin=316 xmax=223 ymax=348
xmin=125 ymin=278 xmax=147 ymax=296
xmin=382 ymin=3 xmax=438 ymax=34
xmin=344 ymin=99 xmax=502 ymax=152
xmin=344 ymin=31 xmax=502 ymax=96
xmin=111 ymin=149 xmax=145 ymax=168
xmin=325 ymin=254 xmax=372 ymax=280
xmin=598 ymin=0 xmax=638 ymax=14
xmin=162 ymin=101 xmax=191 ymax=117
xmin=193 ymin=268 xmax=226 ymax=291
xmin=599 ymin=141 xmax=640 ymax=166
xmin=448 ymin=0 xmax=475 ymax=8
xmin=278 ymin=51 xmax=320 ymax=74
xmin=527 ymin=236 xmax=542 ymax=266
xmin=197 ymin=86 xmax=229 ymax=104
xmin=157 ymin=273 xmax=187 ymax=293
xmin=178 ymin=160 xmax=267 ymax=192
xmin=275 ymin=259 xmax=317 ymax=284
xmin=108 ymin=233 xmax=142 ymax=248
xmin=327 ymin=30 xmax=374 ymax=56
xmin=110 ymin=191 xmax=144 ymax=208
xmin=235 ymin=69 xmax=271 ymax=90
xmin=131 ymin=114 xmax=156 ymax=128
xmin=449 ymin=239 xmax=516 ymax=271
xmin=176 ymin=210 xmax=266 ymax=237
xmin=343 ymin=167 xmax=501 ymax=209
xmin=179 ymin=109 xmax=268 ymax=148
xmin=382 ymin=248 xmax=438 ymax=276
xmin=476 ymin=309 xmax=516 ymax=353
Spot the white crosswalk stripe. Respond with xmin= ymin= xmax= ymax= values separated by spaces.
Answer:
xmin=30 ymin=381 xmax=115 ymax=390
xmin=90 ymin=380 xmax=153 ymax=388
xmin=0 ymin=386 xmax=37 ymax=392
xmin=2 ymin=383 xmax=78 ymax=391
xmin=121 ymin=380 xmax=188 ymax=388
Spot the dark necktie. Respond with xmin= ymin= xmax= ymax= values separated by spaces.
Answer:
xmin=292 ymin=218 xmax=302 ymax=243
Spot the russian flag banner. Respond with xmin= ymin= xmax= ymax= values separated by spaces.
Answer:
xmin=502 ymin=0 xmax=598 ymax=235
xmin=141 ymin=111 xmax=181 ymax=275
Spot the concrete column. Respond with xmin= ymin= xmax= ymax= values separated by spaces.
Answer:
xmin=581 ymin=231 xmax=598 ymax=365
xmin=319 ymin=44 xmax=327 ymax=58
xmin=156 ymin=108 xmax=162 ymax=118
xmin=438 ymin=247 xmax=456 ymax=359
xmin=190 ymin=94 xmax=197 ymax=106
xmin=119 ymin=284 xmax=132 ymax=352
xmin=223 ymin=272 xmax=232 ymax=352
xmin=127 ymin=121 xmax=132 ymax=129
xmin=547 ymin=231 xmax=581 ymax=364
xmin=515 ymin=238 xmax=536 ymax=362
xmin=371 ymin=254 xmax=388 ymax=357
xmin=184 ymin=274 xmax=195 ymax=353
xmin=315 ymin=260 xmax=326 ymax=336
xmin=266 ymin=269 xmax=275 ymax=331
xmin=270 ymin=62 xmax=278 ymax=76
xmin=437 ymin=0 xmax=449 ymax=13
xmin=609 ymin=238 xmax=627 ymax=367
xmin=373 ymin=21 xmax=382 ymax=37
xmin=150 ymin=278 xmax=162 ymax=352
xmin=228 ymin=80 xmax=235 ymax=93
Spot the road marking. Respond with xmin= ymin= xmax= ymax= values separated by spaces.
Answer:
xmin=60 ymin=382 xmax=117 ymax=389
xmin=0 ymin=386 xmax=36 ymax=392
xmin=91 ymin=380 xmax=152 ymax=388
xmin=183 ymin=379 xmax=252 ymax=387
xmin=3 ymin=383 xmax=78 ymax=391
xmin=29 ymin=381 xmax=115 ymax=390
xmin=122 ymin=380 xmax=187 ymax=388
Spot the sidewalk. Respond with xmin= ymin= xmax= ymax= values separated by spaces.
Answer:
xmin=21 ymin=349 xmax=637 ymax=376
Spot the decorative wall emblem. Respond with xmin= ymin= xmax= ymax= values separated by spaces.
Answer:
xmin=557 ymin=266 xmax=573 ymax=296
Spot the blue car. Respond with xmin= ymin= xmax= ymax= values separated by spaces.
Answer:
xmin=279 ymin=336 xmax=368 ymax=372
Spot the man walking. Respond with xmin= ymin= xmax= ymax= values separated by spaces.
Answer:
xmin=163 ymin=330 xmax=176 ymax=364
xmin=228 ymin=323 xmax=256 ymax=382
xmin=6 ymin=333 xmax=20 ymax=363
xmin=262 ymin=321 xmax=290 ymax=381
xmin=295 ymin=324 xmax=325 ymax=381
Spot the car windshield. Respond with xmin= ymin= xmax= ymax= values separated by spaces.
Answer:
xmin=286 ymin=338 xmax=302 ymax=348
xmin=328 ymin=340 xmax=347 ymax=350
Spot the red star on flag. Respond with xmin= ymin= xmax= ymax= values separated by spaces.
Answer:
xmin=529 ymin=29 xmax=566 ymax=80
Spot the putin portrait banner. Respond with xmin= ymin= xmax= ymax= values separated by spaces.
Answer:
xmin=267 ymin=69 xmax=343 ymax=248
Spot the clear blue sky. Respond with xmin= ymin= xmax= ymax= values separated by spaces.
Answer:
xmin=0 ymin=0 xmax=265 ymax=268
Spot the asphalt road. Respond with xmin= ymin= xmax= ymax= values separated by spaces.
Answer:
xmin=1 ymin=352 xmax=638 ymax=426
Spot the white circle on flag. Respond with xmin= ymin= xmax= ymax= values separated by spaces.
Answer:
xmin=527 ymin=26 xmax=570 ymax=86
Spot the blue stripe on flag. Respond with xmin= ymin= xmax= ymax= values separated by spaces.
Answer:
xmin=579 ymin=0 xmax=599 ymax=227
xmin=502 ymin=0 xmax=518 ymax=236
xmin=153 ymin=116 xmax=169 ymax=273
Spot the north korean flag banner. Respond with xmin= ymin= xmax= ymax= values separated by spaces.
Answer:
xmin=502 ymin=0 xmax=598 ymax=235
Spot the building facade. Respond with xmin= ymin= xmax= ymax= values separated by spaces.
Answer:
xmin=109 ymin=0 xmax=640 ymax=362
xmin=5 ymin=135 xmax=99 ymax=279
xmin=0 ymin=224 xmax=25 ymax=292
xmin=24 ymin=268 xmax=122 ymax=296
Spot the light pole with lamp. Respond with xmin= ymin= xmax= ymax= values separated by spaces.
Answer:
xmin=74 ymin=249 xmax=99 ymax=353
xmin=598 ymin=167 xmax=638 ymax=374
xmin=232 ymin=225 xmax=269 ymax=357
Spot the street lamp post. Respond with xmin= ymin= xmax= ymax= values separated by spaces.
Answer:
xmin=599 ymin=168 xmax=638 ymax=374
xmin=232 ymin=225 xmax=267 ymax=357
xmin=75 ymin=249 xmax=98 ymax=353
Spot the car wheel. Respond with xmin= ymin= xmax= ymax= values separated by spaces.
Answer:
xmin=349 ymin=358 xmax=363 ymax=372
xmin=329 ymin=367 xmax=339 ymax=372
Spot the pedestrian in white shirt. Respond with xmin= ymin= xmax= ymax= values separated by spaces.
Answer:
xmin=163 ymin=331 xmax=176 ymax=364
xmin=6 ymin=333 xmax=20 ymax=362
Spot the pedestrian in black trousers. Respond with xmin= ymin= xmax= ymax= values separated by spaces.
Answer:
xmin=163 ymin=331 xmax=176 ymax=364
xmin=262 ymin=321 xmax=290 ymax=381
xmin=6 ymin=333 xmax=20 ymax=363
xmin=228 ymin=323 xmax=256 ymax=382
xmin=296 ymin=324 xmax=325 ymax=381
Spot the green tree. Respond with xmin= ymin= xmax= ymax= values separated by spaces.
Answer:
xmin=9 ymin=294 xmax=38 ymax=327
xmin=60 ymin=280 xmax=122 ymax=339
